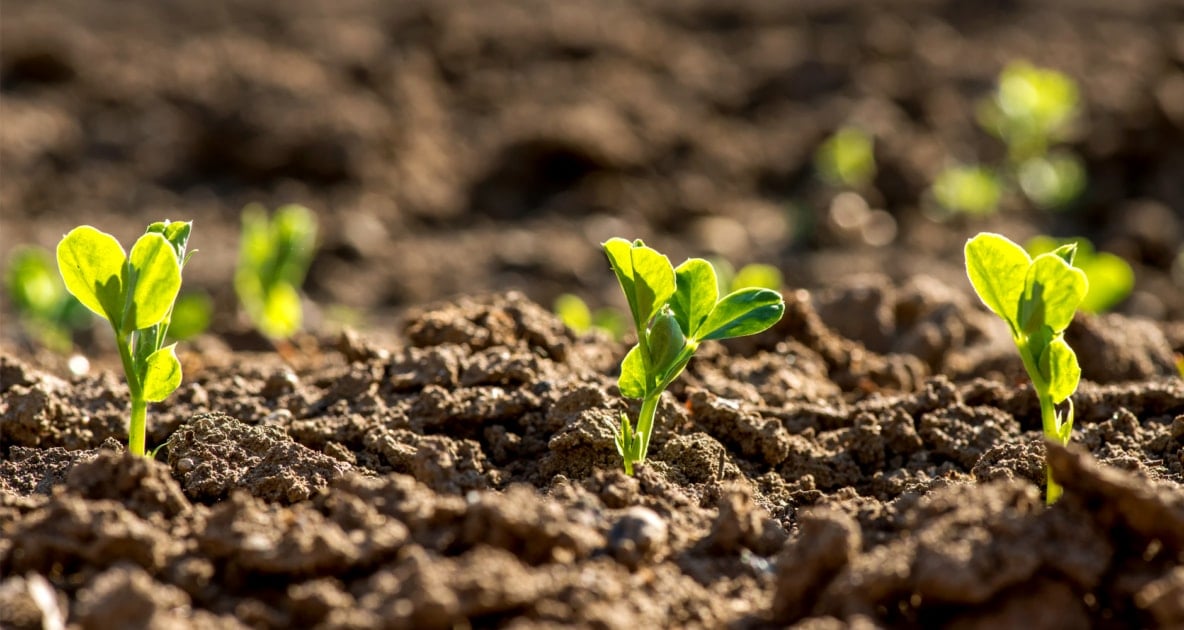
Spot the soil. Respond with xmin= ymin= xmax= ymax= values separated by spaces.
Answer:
xmin=2 ymin=1 xmax=1184 ymax=628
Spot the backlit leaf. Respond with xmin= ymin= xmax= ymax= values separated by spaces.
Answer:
xmin=965 ymin=233 xmax=1030 ymax=334
xmin=1020 ymin=253 xmax=1087 ymax=335
xmin=124 ymin=233 xmax=182 ymax=333
xmin=617 ymin=344 xmax=646 ymax=399
xmin=670 ymin=258 xmax=716 ymax=338
xmin=57 ymin=226 xmax=126 ymax=324
xmin=1042 ymin=337 xmax=1080 ymax=404
xmin=142 ymin=344 xmax=182 ymax=402
xmin=700 ymin=288 xmax=785 ymax=341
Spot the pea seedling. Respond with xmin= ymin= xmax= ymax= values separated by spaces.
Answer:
xmin=965 ymin=232 xmax=1088 ymax=503
xmin=235 ymin=203 xmax=318 ymax=339
xmin=603 ymin=238 xmax=785 ymax=475
xmin=57 ymin=221 xmax=192 ymax=456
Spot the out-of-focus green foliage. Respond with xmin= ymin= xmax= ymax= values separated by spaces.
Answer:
xmin=554 ymin=293 xmax=627 ymax=341
xmin=815 ymin=127 xmax=876 ymax=188
xmin=5 ymin=246 xmax=91 ymax=352
xmin=1026 ymin=236 xmax=1133 ymax=314
xmin=1017 ymin=152 xmax=1087 ymax=210
xmin=730 ymin=263 xmax=783 ymax=292
xmin=167 ymin=292 xmax=213 ymax=341
xmin=932 ymin=165 xmax=1002 ymax=216
xmin=235 ymin=204 xmax=318 ymax=339
xmin=979 ymin=61 xmax=1080 ymax=161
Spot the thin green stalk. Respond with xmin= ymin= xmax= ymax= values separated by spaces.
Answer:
xmin=116 ymin=330 xmax=147 ymax=457
xmin=1018 ymin=338 xmax=1064 ymax=505
xmin=1038 ymin=393 xmax=1062 ymax=504
xmin=635 ymin=394 xmax=661 ymax=464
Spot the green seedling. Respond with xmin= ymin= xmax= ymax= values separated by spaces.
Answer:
xmin=57 ymin=221 xmax=192 ymax=456
xmin=1026 ymin=236 xmax=1133 ymax=313
xmin=965 ymin=232 xmax=1088 ymax=504
xmin=978 ymin=61 xmax=1080 ymax=162
xmin=932 ymin=165 xmax=1002 ymax=216
xmin=815 ymin=126 xmax=876 ymax=188
xmin=603 ymin=238 xmax=785 ymax=475
xmin=554 ymin=293 xmax=627 ymax=341
xmin=236 ymin=203 xmax=318 ymax=339
xmin=5 ymin=246 xmax=91 ymax=352
xmin=1016 ymin=151 xmax=1086 ymax=210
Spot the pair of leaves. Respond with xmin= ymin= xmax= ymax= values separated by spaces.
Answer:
xmin=57 ymin=225 xmax=184 ymax=401
xmin=604 ymin=238 xmax=785 ymax=399
xmin=57 ymin=226 xmax=183 ymax=335
xmin=965 ymin=233 xmax=1087 ymax=339
xmin=965 ymin=232 xmax=1086 ymax=404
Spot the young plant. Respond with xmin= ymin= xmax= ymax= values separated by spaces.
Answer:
xmin=965 ymin=232 xmax=1088 ymax=503
xmin=235 ymin=203 xmax=318 ymax=339
xmin=603 ymin=238 xmax=785 ymax=475
xmin=931 ymin=164 xmax=1003 ymax=216
xmin=815 ymin=126 xmax=876 ymax=189
xmin=57 ymin=221 xmax=192 ymax=456
xmin=5 ymin=245 xmax=92 ymax=352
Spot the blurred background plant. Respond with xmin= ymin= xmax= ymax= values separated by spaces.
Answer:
xmin=553 ymin=293 xmax=627 ymax=341
xmin=4 ymin=246 xmax=92 ymax=353
xmin=814 ymin=127 xmax=877 ymax=190
xmin=932 ymin=61 xmax=1086 ymax=216
xmin=166 ymin=292 xmax=213 ymax=342
xmin=235 ymin=204 xmax=319 ymax=340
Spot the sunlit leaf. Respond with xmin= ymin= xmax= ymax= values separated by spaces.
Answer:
xmin=56 ymin=226 xmax=126 ymax=324
xmin=700 ymin=288 xmax=785 ymax=341
xmin=965 ymin=233 xmax=1031 ymax=334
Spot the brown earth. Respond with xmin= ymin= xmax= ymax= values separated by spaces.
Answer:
xmin=2 ymin=0 xmax=1184 ymax=628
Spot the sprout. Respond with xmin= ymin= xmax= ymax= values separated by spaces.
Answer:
xmin=815 ymin=127 xmax=877 ymax=188
xmin=57 ymin=221 xmax=192 ymax=456
xmin=603 ymin=238 xmax=784 ymax=475
xmin=965 ymin=232 xmax=1088 ymax=503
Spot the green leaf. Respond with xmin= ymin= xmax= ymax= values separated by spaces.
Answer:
xmin=1019 ymin=253 xmax=1087 ymax=335
xmin=617 ymin=344 xmax=646 ymax=399
xmin=965 ymin=233 xmax=1031 ymax=334
xmin=1041 ymin=337 xmax=1081 ymax=404
xmin=123 ymin=233 xmax=182 ymax=333
xmin=57 ymin=226 xmax=127 ymax=324
xmin=142 ymin=344 xmax=182 ymax=402
xmin=603 ymin=238 xmax=675 ymax=332
xmin=670 ymin=258 xmax=717 ymax=337
xmin=699 ymin=288 xmax=785 ymax=341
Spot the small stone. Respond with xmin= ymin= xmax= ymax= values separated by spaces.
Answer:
xmin=608 ymin=506 xmax=668 ymax=570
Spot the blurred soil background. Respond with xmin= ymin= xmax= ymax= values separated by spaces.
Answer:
xmin=1 ymin=0 xmax=1183 ymax=342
